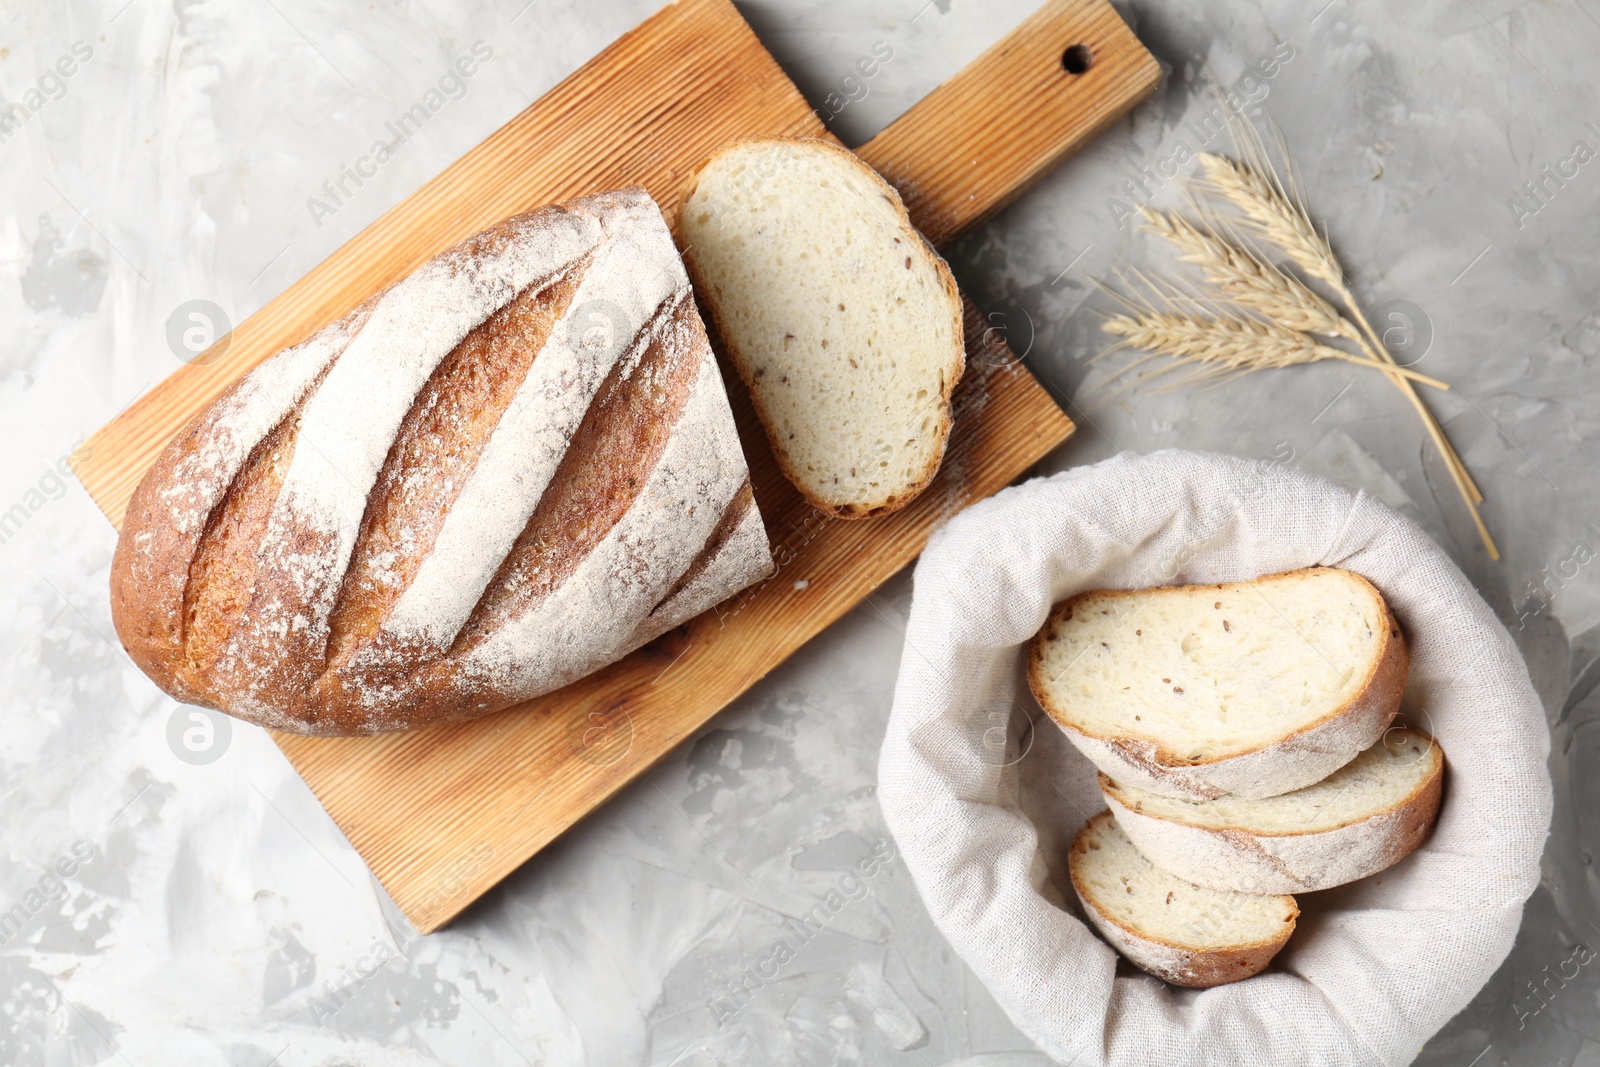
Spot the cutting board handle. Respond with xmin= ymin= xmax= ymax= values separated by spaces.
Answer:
xmin=855 ymin=0 xmax=1161 ymax=249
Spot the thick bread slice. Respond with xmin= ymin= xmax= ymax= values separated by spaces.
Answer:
xmin=1029 ymin=568 xmax=1408 ymax=800
xmin=1069 ymin=812 xmax=1297 ymax=988
xmin=680 ymin=137 xmax=964 ymax=519
xmin=1103 ymin=727 xmax=1444 ymax=893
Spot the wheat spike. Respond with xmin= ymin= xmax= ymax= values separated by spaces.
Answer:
xmin=1138 ymin=206 xmax=1344 ymax=337
xmin=1193 ymin=114 xmax=1493 ymax=557
xmin=1194 ymin=152 xmax=1341 ymax=289
xmin=1200 ymin=116 xmax=1486 ymax=509
xmin=1102 ymin=309 xmax=1446 ymax=389
xmin=1097 ymin=112 xmax=1497 ymax=558
xmin=1105 ymin=312 xmax=1323 ymax=369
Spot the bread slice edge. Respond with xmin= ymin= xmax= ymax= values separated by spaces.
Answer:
xmin=679 ymin=136 xmax=966 ymax=520
xmin=1101 ymin=736 xmax=1445 ymax=893
xmin=1069 ymin=812 xmax=1298 ymax=988
xmin=1029 ymin=568 xmax=1409 ymax=799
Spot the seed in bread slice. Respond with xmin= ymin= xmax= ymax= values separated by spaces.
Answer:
xmin=1028 ymin=567 xmax=1408 ymax=800
xmin=680 ymin=137 xmax=965 ymax=519
xmin=1103 ymin=727 xmax=1444 ymax=894
xmin=1069 ymin=812 xmax=1297 ymax=988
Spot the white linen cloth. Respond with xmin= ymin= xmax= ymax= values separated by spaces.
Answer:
xmin=878 ymin=449 xmax=1551 ymax=1066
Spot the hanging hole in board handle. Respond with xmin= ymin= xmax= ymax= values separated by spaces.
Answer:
xmin=1061 ymin=44 xmax=1093 ymax=74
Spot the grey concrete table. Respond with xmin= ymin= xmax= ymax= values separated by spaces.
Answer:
xmin=1 ymin=0 xmax=1595 ymax=1064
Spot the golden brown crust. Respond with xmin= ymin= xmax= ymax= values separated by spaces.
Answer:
xmin=1152 ymin=931 xmax=1294 ymax=989
xmin=1068 ymin=813 xmax=1297 ymax=988
xmin=109 ymin=300 xmax=374 ymax=713
xmin=1027 ymin=568 xmax=1408 ymax=772
xmin=183 ymin=406 xmax=302 ymax=685
xmin=109 ymin=418 xmax=210 ymax=705
xmin=680 ymin=136 xmax=965 ymax=521
xmin=109 ymin=192 xmax=770 ymax=735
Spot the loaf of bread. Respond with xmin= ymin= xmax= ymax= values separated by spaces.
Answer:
xmin=1069 ymin=812 xmax=1298 ymax=988
xmin=680 ymin=137 xmax=964 ymax=519
xmin=1102 ymin=727 xmax=1444 ymax=893
xmin=110 ymin=188 xmax=773 ymax=735
xmin=1029 ymin=568 xmax=1408 ymax=800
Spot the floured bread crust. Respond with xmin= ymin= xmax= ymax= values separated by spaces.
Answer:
xmin=1102 ymin=728 xmax=1445 ymax=893
xmin=111 ymin=188 xmax=773 ymax=735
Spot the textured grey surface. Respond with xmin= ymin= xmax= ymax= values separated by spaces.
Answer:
xmin=0 ymin=0 xmax=1596 ymax=1064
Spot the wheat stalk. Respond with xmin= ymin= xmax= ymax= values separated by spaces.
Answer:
xmin=1102 ymin=309 xmax=1446 ymax=389
xmin=1197 ymin=146 xmax=1492 ymax=553
xmin=1098 ymin=113 xmax=1496 ymax=559
xmin=1195 ymin=148 xmax=1483 ymax=495
xmin=1197 ymin=118 xmax=1487 ymax=510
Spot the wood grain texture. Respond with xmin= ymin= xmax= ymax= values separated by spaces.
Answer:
xmin=75 ymin=0 xmax=1158 ymax=932
xmin=855 ymin=0 xmax=1161 ymax=246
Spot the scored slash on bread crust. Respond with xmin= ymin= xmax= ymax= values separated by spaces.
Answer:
xmin=1069 ymin=812 xmax=1298 ymax=988
xmin=110 ymin=188 xmax=773 ymax=736
xmin=680 ymin=137 xmax=965 ymax=520
xmin=1028 ymin=568 xmax=1410 ymax=800
xmin=1102 ymin=727 xmax=1445 ymax=893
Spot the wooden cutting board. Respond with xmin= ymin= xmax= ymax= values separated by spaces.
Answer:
xmin=76 ymin=0 xmax=1158 ymax=931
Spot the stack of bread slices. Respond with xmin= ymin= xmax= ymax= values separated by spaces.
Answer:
xmin=1027 ymin=567 xmax=1444 ymax=988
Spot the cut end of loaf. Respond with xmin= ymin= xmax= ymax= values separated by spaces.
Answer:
xmin=680 ymin=137 xmax=964 ymax=519
xmin=1069 ymin=812 xmax=1296 ymax=988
